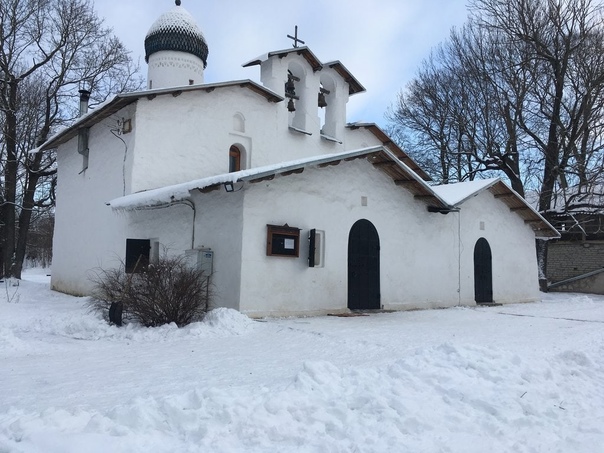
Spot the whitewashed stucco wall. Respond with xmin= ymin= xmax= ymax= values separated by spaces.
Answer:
xmin=129 ymin=87 xmax=365 ymax=195
xmin=51 ymin=104 xmax=138 ymax=296
xmin=111 ymin=189 xmax=245 ymax=311
xmin=50 ymin=86 xmax=382 ymax=298
xmin=236 ymin=158 xmax=462 ymax=317
xmin=457 ymin=191 xmax=540 ymax=304
xmin=191 ymin=190 xmax=245 ymax=310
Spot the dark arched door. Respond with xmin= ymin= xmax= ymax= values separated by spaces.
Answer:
xmin=474 ymin=238 xmax=493 ymax=303
xmin=348 ymin=219 xmax=380 ymax=310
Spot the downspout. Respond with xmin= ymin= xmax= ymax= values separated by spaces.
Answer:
xmin=169 ymin=198 xmax=196 ymax=249
xmin=457 ymin=209 xmax=462 ymax=306
xmin=181 ymin=199 xmax=196 ymax=249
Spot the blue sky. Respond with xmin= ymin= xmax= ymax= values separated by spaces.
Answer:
xmin=93 ymin=0 xmax=470 ymax=127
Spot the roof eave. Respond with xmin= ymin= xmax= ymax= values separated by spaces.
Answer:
xmin=242 ymin=46 xmax=323 ymax=72
xmin=38 ymin=81 xmax=283 ymax=151
xmin=486 ymin=181 xmax=560 ymax=238
xmin=324 ymin=60 xmax=366 ymax=95
xmin=346 ymin=122 xmax=432 ymax=182
xmin=108 ymin=146 xmax=453 ymax=212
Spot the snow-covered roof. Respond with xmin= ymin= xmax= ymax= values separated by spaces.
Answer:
xmin=432 ymin=178 xmax=500 ymax=205
xmin=242 ymin=47 xmax=322 ymax=72
xmin=108 ymin=146 xmax=450 ymax=212
xmin=323 ymin=61 xmax=366 ymax=95
xmin=242 ymin=48 xmax=365 ymax=95
xmin=433 ymin=178 xmax=559 ymax=238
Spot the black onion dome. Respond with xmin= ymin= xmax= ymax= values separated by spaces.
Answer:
xmin=144 ymin=4 xmax=208 ymax=68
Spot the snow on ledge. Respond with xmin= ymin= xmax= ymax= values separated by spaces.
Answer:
xmin=108 ymin=146 xmax=387 ymax=211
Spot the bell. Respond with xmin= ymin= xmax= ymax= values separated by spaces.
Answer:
xmin=285 ymin=78 xmax=296 ymax=97
xmin=318 ymin=91 xmax=327 ymax=108
xmin=287 ymin=98 xmax=296 ymax=112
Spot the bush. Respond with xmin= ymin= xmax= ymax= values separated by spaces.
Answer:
xmin=90 ymin=255 xmax=211 ymax=327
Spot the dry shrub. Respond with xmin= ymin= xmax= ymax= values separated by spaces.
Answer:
xmin=90 ymin=255 xmax=211 ymax=327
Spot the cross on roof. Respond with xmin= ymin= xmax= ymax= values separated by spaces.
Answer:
xmin=287 ymin=26 xmax=305 ymax=48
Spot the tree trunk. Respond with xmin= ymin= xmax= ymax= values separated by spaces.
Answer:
xmin=1 ymin=81 xmax=19 ymax=279
xmin=14 ymin=155 xmax=44 ymax=279
xmin=539 ymin=64 xmax=565 ymax=212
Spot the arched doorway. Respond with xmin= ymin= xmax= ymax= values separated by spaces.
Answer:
xmin=348 ymin=219 xmax=380 ymax=310
xmin=474 ymin=238 xmax=493 ymax=303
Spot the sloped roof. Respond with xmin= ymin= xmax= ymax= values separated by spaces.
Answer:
xmin=432 ymin=179 xmax=560 ymax=238
xmin=243 ymin=46 xmax=323 ymax=72
xmin=38 ymin=81 xmax=282 ymax=152
xmin=242 ymin=47 xmax=365 ymax=95
xmin=324 ymin=61 xmax=365 ymax=95
xmin=346 ymin=122 xmax=431 ymax=181
xmin=108 ymin=146 xmax=450 ymax=211
xmin=432 ymin=178 xmax=500 ymax=205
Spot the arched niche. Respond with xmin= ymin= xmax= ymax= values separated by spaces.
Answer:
xmin=319 ymin=73 xmax=337 ymax=137
xmin=287 ymin=61 xmax=308 ymax=130
xmin=233 ymin=113 xmax=245 ymax=133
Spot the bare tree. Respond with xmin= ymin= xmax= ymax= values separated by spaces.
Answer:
xmin=0 ymin=0 xmax=142 ymax=279
xmin=389 ymin=0 xmax=604 ymax=213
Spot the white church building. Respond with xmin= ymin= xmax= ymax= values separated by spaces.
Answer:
xmin=40 ymin=1 xmax=559 ymax=317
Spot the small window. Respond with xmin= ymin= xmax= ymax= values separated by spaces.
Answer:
xmin=229 ymin=145 xmax=241 ymax=172
xmin=267 ymin=224 xmax=300 ymax=257
xmin=125 ymin=238 xmax=150 ymax=273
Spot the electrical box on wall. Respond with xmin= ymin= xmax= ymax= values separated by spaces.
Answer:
xmin=185 ymin=248 xmax=214 ymax=276
xmin=199 ymin=249 xmax=214 ymax=276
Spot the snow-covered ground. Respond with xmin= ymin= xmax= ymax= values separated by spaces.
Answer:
xmin=1 ymin=270 xmax=603 ymax=452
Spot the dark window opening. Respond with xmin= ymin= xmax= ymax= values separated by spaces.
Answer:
xmin=229 ymin=145 xmax=241 ymax=172
xmin=126 ymin=239 xmax=150 ymax=273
